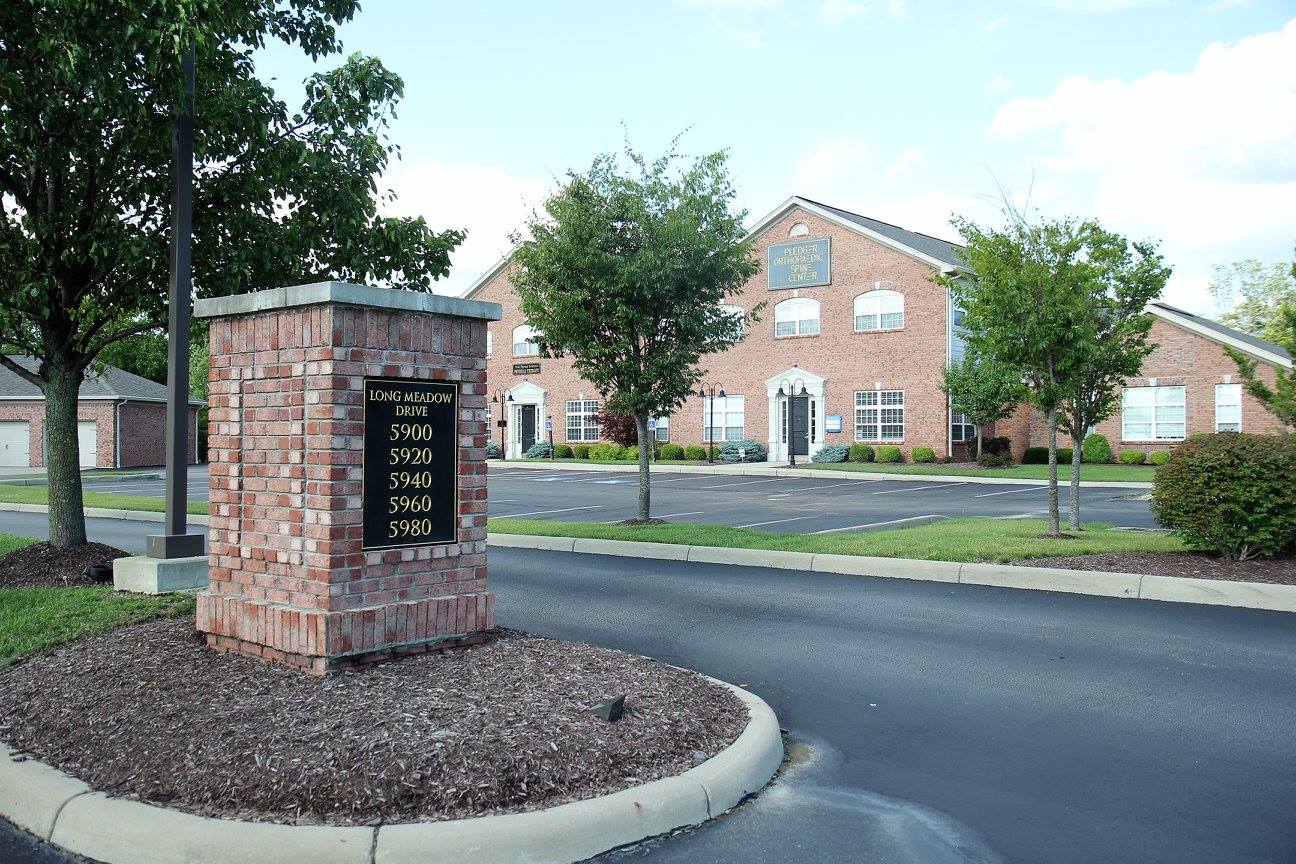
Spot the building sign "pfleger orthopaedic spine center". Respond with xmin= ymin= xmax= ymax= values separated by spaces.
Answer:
xmin=362 ymin=378 xmax=458 ymax=549
xmin=767 ymin=237 xmax=831 ymax=290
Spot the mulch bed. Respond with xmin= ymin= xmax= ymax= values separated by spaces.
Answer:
xmin=0 ymin=619 xmax=747 ymax=826
xmin=1015 ymin=551 xmax=1296 ymax=585
xmin=0 ymin=541 xmax=128 ymax=588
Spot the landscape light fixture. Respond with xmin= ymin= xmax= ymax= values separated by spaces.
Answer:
xmin=697 ymin=382 xmax=726 ymax=464
xmin=591 ymin=694 xmax=626 ymax=722
xmin=491 ymin=391 xmax=510 ymax=458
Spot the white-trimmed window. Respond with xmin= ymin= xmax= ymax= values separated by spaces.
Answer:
xmin=702 ymin=394 xmax=745 ymax=442
xmin=855 ymin=391 xmax=904 ymax=441
xmin=565 ymin=400 xmax=600 ymax=442
xmin=486 ymin=331 xmax=494 ymax=357
xmin=951 ymin=412 xmax=976 ymax=443
xmin=653 ymin=416 xmax=670 ymax=442
xmin=774 ymin=298 xmax=820 ymax=337
xmin=1122 ymin=386 xmax=1185 ymax=441
xmin=1215 ymin=383 xmax=1242 ymax=432
xmin=854 ymin=290 xmax=904 ymax=331
xmin=512 ymin=324 xmax=540 ymax=357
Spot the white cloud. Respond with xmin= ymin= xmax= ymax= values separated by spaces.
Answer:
xmin=380 ymin=161 xmax=551 ymax=296
xmin=792 ymin=136 xmax=872 ymax=189
xmin=989 ymin=18 xmax=1296 ymax=310
xmin=679 ymin=0 xmax=781 ymax=7
xmin=985 ymin=73 xmax=1013 ymax=93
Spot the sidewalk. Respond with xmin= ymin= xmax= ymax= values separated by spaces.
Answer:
xmin=492 ymin=459 xmax=1154 ymax=489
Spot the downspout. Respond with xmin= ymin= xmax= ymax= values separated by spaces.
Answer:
xmin=945 ymin=273 xmax=954 ymax=460
xmin=114 ymin=398 xmax=127 ymax=468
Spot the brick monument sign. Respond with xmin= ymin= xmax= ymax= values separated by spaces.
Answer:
xmin=193 ymin=282 xmax=502 ymax=674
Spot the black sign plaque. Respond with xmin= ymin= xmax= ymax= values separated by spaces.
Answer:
xmin=362 ymin=377 xmax=459 ymax=550
xmin=512 ymin=362 xmax=541 ymax=375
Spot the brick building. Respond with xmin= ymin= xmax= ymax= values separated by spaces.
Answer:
xmin=0 ymin=357 xmax=202 ymax=469
xmin=466 ymin=197 xmax=1291 ymax=462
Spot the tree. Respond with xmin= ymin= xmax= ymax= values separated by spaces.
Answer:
xmin=1225 ymin=303 xmax=1296 ymax=429
xmin=1055 ymin=231 xmax=1168 ymax=531
xmin=1209 ymin=257 xmax=1296 ymax=345
xmin=940 ymin=213 xmax=1166 ymax=536
xmin=594 ymin=408 xmax=639 ymax=448
xmin=0 ymin=2 xmax=463 ymax=547
xmin=511 ymin=143 xmax=760 ymax=523
xmin=940 ymin=350 xmax=1027 ymax=458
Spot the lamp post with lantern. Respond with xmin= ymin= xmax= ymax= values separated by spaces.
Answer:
xmin=490 ymin=390 xmax=512 ymax=459
xmin=697 ymin=382 xmax=726 ymax=464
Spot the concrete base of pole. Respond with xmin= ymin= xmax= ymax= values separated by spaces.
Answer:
xmin=113 ymin=556 xmax=208 ymax=595
xmin=145 ymin=533 xmax=205 ymax=559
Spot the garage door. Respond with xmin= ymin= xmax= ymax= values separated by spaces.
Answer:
xmin=78 ymin=421 xmax=97 ymax=468
xmin=0 ymin=422 xmax=30 ymax=467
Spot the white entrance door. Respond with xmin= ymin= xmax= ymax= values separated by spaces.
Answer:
xmin=77 ymin=421 xmax=98 ymax=467
xmin=0 ymin=422 xmax=29 ymax=467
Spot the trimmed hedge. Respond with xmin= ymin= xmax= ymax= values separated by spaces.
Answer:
xmin=1152 ymin=432 xmax=1296 ymax=559
xmin=1149 ymin=450 xmax=1170 ymax=466
xmin=983 ymin=436 xmax=1012 ymax=456
xmin=1081 ymin=434 xmax=1112 ymax=464
xmin=572 ymin=444 xmax=590 ymax=459
xmin=811 ymin=444 xmax=850 ymax=463
xmin=875 ymin=445 xmax=903 ymax=463
xmin=524 ymin=441 xmax=553 ymax=459
xmin=1118 ymin=450 xmax=1147 ymax=465
xmin=718 ymin=438 xmax=767 ymax=463
xmin=619 ymin=445 xmax=639 ymax=460
xmin=911 ymin=446 xmax=935 ymax=463
xmin=1057 ymin=447 xmax=1073 ymax=464
xmin=659 ymin=443 xmax=684 ymax=460
xmin=485 ymin=441 xmax=502 ymax=460
xmin=1023 ymin=446 xmax=1074 ymax=464
xmin=553 ymin=444 xmax=573 ymax=458
xmin=684 ymin=445 xmax=707 ymax=461
xmin=978 ymin=452 xmax=1012 ymax=468
xmin=588 ymin=443 xmax=621 ymax=460
xmin=848 ymin=443 xmax=874 ymax=463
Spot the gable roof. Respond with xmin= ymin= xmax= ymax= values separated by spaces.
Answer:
xmin=0 ymin=357 xmax=206 ymax=404
xmin=1148 ymin=303 xmax=1292 ymax=368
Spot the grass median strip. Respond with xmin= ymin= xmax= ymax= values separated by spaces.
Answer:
xmin=796 ymin=462 xmax=1158 ymax=482
xmin=487 ymin=517 xmax=1187 ymax=563
xmin=0 ymin=484 xmax=208 ymax=515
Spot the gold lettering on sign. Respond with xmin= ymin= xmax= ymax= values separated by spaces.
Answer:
xmin=772 ymin=242 xmax=826 ymax=284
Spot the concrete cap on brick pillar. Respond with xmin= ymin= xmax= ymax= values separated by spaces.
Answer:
xmin=194 ymin=281 xmax=502 ymax=322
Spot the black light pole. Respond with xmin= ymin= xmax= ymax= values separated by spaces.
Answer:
xmin=697 ymin=383 xmax=725 ymax=464
xmin=491 ymin=391 xmax=511 ymax=458
xmin=147 ymin=45 xmax=203 ymax=560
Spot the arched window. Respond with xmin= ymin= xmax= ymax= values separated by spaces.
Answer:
xmin=512 ymin=324 xmax=540 ymax=356
xmin=853 ymin=290 xmax=904 ymax=331
xmin=774 ymin=298 xmax=820 ymax=337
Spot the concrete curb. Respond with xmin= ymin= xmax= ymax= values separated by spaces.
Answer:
xmin=486 ymin=533 xmax=1296 ymax=614
xmin=491 ymin=459 xmax=1153 ymax=489
xmin=0 ymin=681 xmax=781 ymax=864
xmin=0 ymin=501 xmax=209 ymax=526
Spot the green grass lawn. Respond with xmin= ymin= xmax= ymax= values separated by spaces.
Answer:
xmin=488 ymin=517 xmax=1186 ymax=563
xmin=0 ymin=484 xmax=208 ymax=515
xmin=0 ymin=533 xmax=194 ymax=667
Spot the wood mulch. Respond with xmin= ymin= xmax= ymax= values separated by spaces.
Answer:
xmin=0 ymin=541 xmax=128 ymax=588
xmin=0 ymin=619 xmax=747 ymax=826
xmin=1015 ymin=551 xmax=1296 ymax=585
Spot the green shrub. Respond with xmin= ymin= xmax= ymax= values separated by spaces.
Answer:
xmin=684 ymin=445 xmax=707 ymax=461
xmin=524 ymin=442 xmax=553 ymax=459
xmin=619 ymin=445 xmax=639 ymax=460
xmin=1149 ymin=450 xmax=1170 ymax=466
xmin=1118 ymin=450 xmax=1146 ymax=465
xmin=1152 ymin=432 xmax=1296 ymax=559
xmin=485 ymin=441 xmax=502 ymax=460
xmin=811 ymin=444 xmax=850 ymax=463
xmin=875 ymin=445 xmax=903 ymax=463
xmin=983 ymin=436 xmax=1012 ymax=456
xmin=718 ymin=438 xmax=767 ymax=463
xmin=978 ymin=452 xmax=1013 ymax=468
xmin=588 ymin=443 xmax=621 ymax=460
xmin=660 ymin=443 xmax=684 ymax=460
xmin=911 ymin=446 xmax=935 ymax=463
xmin=572 ymin=444 xmax=590 ymax=459
xmin=1022 ymin=446 xmax=1049 ymax=464
xmin=1057 ymin=447 xmax=1073 ymax=464
xmin=1081 ymin=434 xmax=1112 ymax=464
xmin=848 ymin=443 xmax=874 ymax=463
xmin=553 ymin=444 xmax=573 ymax=458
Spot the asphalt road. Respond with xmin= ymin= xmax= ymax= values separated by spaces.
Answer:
xmin=70 ymin=462 xmax=1160 ymax=532
xmin=3 ymin=546 xmax=1294 ymax=863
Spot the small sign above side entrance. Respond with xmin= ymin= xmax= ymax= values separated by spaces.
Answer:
xmin=513 ymin=362 xmax=541 ymax=375
xmin=767 ymin=238 xmax=831 ymax=290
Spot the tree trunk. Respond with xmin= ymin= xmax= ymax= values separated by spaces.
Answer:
xmin=1046 ymin=410 xmax=1061 ymax=537
xmin=44 ymin=355 xmax=88 ymax=548
xmin=1068 ymin=428 xmax=1083 ymax=533
xmin=976 ymin=425 xmax=984 ymax=460
xmin=634 ymin=413 xmax=651 ymax=522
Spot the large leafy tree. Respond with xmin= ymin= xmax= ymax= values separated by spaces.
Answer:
xmin=0 ymin=1 xmax=462 ymax=547
xmin=511 ymin=144 xmax=760 ymax=523
xmin=1208 ymin=257 xmax=1296 ymax=346
xmin=940 ymin=350 xmax=1027 ymax=458
xmin=1226 ymin=304 xmax=1296 ymax=429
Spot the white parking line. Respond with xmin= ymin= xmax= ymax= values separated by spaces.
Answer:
xmin=797 ymin=480 xmax=886 ymax=492
xmin=871 ymin=482 xmax=968 ymax=495
xmin=657 ymin=511 xmax=706 ymax=519
xmin=496 ymin=505 xmax=603 ymax=518
xmin=701 ymin=478 xmax=785 ymax=490
xmin=974 ymin=486 xmax=1046 ymax=498
xmin=732 ymin=515 xmax=816 ymax=528
xmin=811 ymin=514 xmax=944 ymax=534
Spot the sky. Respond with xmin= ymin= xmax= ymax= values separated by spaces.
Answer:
xmin=253 ymin=0 xmax=1296 ymax=314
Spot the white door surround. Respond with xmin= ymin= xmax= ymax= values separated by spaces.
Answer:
xmin=764 ymin=367 xmax=827 ymax=462
xmin=505 ymin=380 xmax=546 ymax=459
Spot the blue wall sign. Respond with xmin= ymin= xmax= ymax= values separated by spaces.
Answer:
xmin=767 ymin=238 xmax=831 ymax=290
xmin=825 ymin=414 xmax=843 ymax=434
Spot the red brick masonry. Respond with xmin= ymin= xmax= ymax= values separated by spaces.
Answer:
xmin=194 ymin=286 xmax=498 ymax=674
